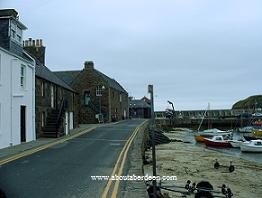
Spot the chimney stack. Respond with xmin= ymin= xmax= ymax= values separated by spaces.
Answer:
xmin=23 ymin=38 xmax=46 ymax=65
xmin=84 ymin=61 xmax=94 ymax=70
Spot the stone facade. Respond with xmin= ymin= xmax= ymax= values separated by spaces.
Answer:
xmin=67 ymin=61 xmax=129 ymax=124
xmin=35 ymin=76 xmax=79 ymax=137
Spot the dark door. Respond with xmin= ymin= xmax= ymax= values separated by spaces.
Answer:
xmin=20 ymin=106 xmax=26 ymax=142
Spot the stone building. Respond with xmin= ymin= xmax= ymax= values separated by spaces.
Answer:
xmin=129 ymin=97 xmax=151 ymax=119
xmin=55 ymin=61 xmax=129 ymax=123
xmin=23 ymin=38 xmax=79 ymax=138
xmin=0 ymin=9 xmax=35 ymax=148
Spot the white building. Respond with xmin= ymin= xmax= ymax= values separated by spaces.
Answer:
xmin=0 ymin=9 xmax=35 ymax=149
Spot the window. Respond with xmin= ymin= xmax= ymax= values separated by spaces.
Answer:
xmin=120 ymin=94 xmax=122 ymax=102
xmin=96 ymin=85 xmax=102 ymax=96
xmin=10 ymin=20 xmax=23 ymax=44
xmin=16 ymin=27 xmax=22 ymax=43
xmin=41 ymin=81 xmax=45 ymax=96
xmin=84 ymin=91 xmax=91 ymax=105
xmin=20 ymin=65 xmax=26 ymax=88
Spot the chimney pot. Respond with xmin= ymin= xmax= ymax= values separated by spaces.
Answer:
xmin=36 ymin=39 xmax=40 ymax=47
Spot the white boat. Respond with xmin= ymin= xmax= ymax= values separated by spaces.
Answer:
xmin=228 ymin=139 xmax=245 ymax=148
xmin=240 ymin=140 xmax=262 ymax=152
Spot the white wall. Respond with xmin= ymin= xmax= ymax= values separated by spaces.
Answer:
xmin=0 ymin=48 xmax=35 ymax=149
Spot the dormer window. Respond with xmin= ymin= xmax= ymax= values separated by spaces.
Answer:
xmin=10 ymin=19 xmax=23 ymax=45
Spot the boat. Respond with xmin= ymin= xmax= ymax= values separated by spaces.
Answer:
xmin=204 ymin=135 xmax=232 ymax=148
xmin=228 ymin=139 xmax=245 ymax=148
xmin=194 ymin=103 xmax=232 ymax=142
xmin=253 ymin=129 xmax=262 ymax=136
xmin=240 ymin=140 xmax=262 ymax=152
xmin=195 ymin=128 xmax=232 ymax=142
xmin=238 ymin=126 xmax=254 ymax=133
xmin=243 ymin=135 xmax=259 ymax=141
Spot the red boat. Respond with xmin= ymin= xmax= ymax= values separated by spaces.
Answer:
xmin=204 ymin=136 xmax=232 ymax=148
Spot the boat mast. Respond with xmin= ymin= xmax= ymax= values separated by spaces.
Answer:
xmin=197 ymin=103 xmax=209 ymax=131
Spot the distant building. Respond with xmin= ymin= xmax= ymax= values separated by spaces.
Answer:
xmin=23 ymin=38 xmax=79 ymax=138
xmin=55 ymin=61 xmax=129 ymax=123
xmin=129 ymin=97 xmax=151 ymax=118
xmin=0 ymin=9 xmax=35 ymax=148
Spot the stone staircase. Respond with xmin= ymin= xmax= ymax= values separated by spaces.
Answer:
xmin=43 ymin=99 xmax=65 ymax=138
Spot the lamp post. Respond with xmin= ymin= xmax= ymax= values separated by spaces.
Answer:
xmin=167 ymin=100 xmax=175 ymax=113
xmin=167 ymin=100 xmax=175 ymax=126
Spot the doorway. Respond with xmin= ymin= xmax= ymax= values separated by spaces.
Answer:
xmin=20 ymin=106 xmax=26 ymax=142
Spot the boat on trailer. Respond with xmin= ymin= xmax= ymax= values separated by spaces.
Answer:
xmin=240 ymin=140 xmax=262 ymax=152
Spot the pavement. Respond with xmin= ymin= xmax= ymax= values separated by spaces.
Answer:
xmin=0 ymin=124 xmax=101 ymax=161
xmin=0 ymin=119 xmax=147 ymax=198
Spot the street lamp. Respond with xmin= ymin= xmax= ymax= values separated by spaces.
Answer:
xmin=167 ymin=100 xmax=175 ymax=113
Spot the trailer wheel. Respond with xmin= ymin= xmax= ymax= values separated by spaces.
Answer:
xmin=214 ymin=161 xmax=220 ymax=169
xmin=229 ymin=165 xmax=235 ymax=172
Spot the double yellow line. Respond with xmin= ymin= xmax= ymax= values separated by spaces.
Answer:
xmin=102 ymin=120 xmax=147 ymax=198
xmin=0 ymin=126 xmax=97 ymax=166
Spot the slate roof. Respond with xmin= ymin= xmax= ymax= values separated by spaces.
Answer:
xmin=54 ymin=70 xmax=81 ymax=86
xmin=35 ymin=62 xmax=75 ymax=92
xmin=54 ymin=69 xmax=128 ymax=94
xmin=129 ymin=99 xmax=151 ymax=108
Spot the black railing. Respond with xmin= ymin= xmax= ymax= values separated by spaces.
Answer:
xmin=56 ymin=98 xmax=65 ymax=138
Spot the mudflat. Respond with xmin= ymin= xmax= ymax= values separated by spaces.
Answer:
xmin=144 ymin=130 xmax=262 ymax=198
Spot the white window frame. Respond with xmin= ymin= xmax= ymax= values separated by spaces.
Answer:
xmin=20 ymin=65 xmax=26 ymax=88
xmin=96 ymin=85 xmax=102 ymax=96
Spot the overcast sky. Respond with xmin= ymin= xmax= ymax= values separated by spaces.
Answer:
xmin=1 ymin=0 xmax=262 ymax=110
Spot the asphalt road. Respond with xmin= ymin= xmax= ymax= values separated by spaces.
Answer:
xmin=0 ymin=119 xmax=144 ymax=198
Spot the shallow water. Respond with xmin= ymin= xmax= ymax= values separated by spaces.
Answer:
xmin=180 ymin=131 xmax=262 ymax=164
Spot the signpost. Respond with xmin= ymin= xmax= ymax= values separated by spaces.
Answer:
xmin=148 ymin=84 xmax=157 ymax=198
